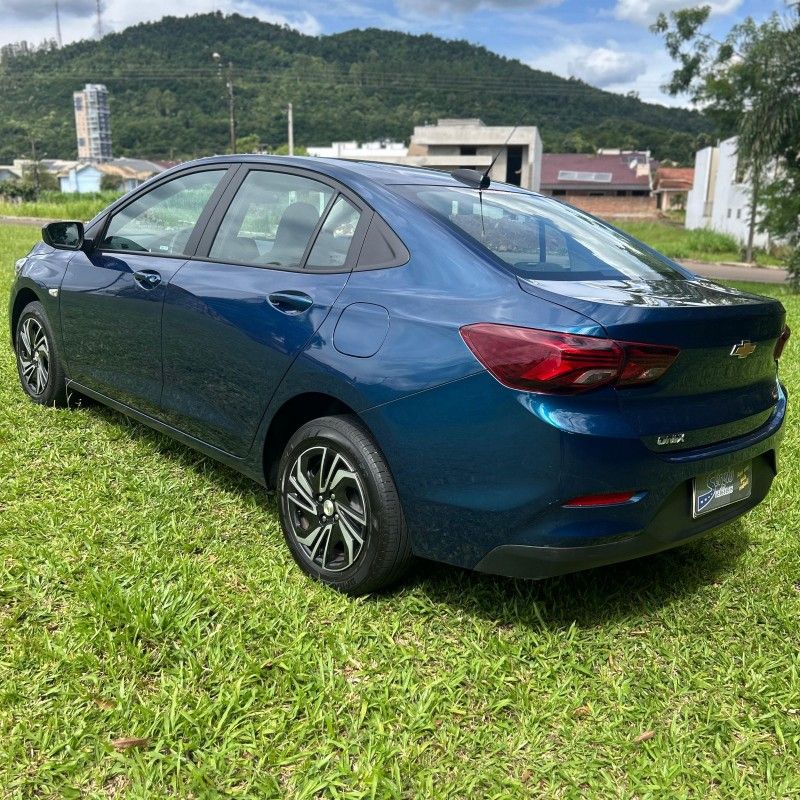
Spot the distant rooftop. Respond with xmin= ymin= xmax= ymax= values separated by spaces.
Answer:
xmin=541 ymin=152 xmax=653 ymax=190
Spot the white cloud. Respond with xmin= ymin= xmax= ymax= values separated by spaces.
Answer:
xmin=394 ymin=0 xmax=559 ymax=15
xmin=527 ymin=42 xmax=688 ymax=106
xmin=613 ymin=0 xmax=742 ymax=27
xmin=0 ymin=0 xmax=322 ymax=46
xmin=567 ymin=45 xmax=647 ymax=87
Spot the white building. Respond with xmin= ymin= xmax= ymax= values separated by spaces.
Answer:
xmin=73 ymin=83 xmax=112 ymax=162
xmin=307 ymin=141 xmax=408 ymax=160
xmin=685 ymin=136 xmax=769 ymax=249
xmin=309 ymin=119 xmax=543 ymax=191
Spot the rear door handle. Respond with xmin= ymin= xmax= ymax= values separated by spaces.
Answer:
xmin=133 ymin=270 xmax=162 ymax=288
xmin=268 ymin=290 xmax=313 ymax=314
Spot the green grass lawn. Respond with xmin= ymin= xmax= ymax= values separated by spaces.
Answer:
xmin=617 ymin=219 xmax=784 ymax=267
xmin=1 ymin=222 xmax=799 ymax=798
xmin=0 ymin=191 xmax=122 ymax=223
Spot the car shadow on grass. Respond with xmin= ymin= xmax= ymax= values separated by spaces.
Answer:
xmin=407 ymin=524 xmax=751 ymax=629
xmin=83 ymin=403 xmax=751 ymax=628
xmin=83 ymin=403 xmax=273 ymax=499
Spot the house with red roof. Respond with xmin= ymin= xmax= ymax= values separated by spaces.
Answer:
xmin=540 ymin=150 xmax=657 ymax=218
xmin=653 ymin=166 xmax=694 ymax=211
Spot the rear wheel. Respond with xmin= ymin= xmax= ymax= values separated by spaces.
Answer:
xmin=277 ymin=415 xmax=413 ymax=595
xmin=15 ymin=301 xmax=68 ymax=408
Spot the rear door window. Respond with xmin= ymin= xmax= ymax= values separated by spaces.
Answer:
xmin=209 ymin=171 xmax=334 ymax=268
xmin=306 ymin=197 xmax=362 ymax=270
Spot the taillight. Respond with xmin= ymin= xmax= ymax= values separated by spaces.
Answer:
xmin=775 ymin=325 xmax=790 ymax=360
xmin=460 ymin=323 xmax=678 ymax=394
xmin=563 ymin=491 xmax=639 ymax=507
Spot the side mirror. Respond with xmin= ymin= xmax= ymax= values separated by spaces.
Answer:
xmin=42 ymin=221 xmax=84 ymax=251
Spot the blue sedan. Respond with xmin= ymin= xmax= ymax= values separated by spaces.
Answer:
xmin=9 ymin=156 xmax=789 ymax=594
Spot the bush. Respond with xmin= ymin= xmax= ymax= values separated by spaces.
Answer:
xmin=683 ymin=228 xmax=740 ymax=256
xmin=100 ymin=173 xmax=123 ymax=192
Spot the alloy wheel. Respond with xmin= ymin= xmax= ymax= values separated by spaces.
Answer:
xmin=284 ymin=445 xmax=368 ymax=572
xmin=18 ymin=317 xmax=50 ymax=397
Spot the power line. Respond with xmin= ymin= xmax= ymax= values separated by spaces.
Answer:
xmin=0 ymin=66 xmax=679 ymax=97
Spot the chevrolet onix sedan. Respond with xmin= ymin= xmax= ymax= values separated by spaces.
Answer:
xmin=10 ymin=156 xmax=789 ymax=594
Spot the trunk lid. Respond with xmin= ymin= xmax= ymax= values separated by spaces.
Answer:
xmin=519 ymin=276 xmax=786 ymax=447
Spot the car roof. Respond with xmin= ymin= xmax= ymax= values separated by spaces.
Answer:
xmin=169 ymin=154 xmax=528 ymax=192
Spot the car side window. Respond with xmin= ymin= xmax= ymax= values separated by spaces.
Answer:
xmin=306 ymin=196 xmax=361 ymax=270
xmin=101 ymin=170 xmax=226 ymax=256
xmin=209 ymin=171 xmax=334 ymax=268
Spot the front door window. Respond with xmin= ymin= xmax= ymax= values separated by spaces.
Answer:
xmin=101 ymin=170 xmax=226 ymax=256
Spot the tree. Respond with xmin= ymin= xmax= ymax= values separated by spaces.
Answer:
xmin=236 ymin=133 xmax=262 ymax=153
xmin=270 ymin=144 xmax=309 ymax=156
xmin=652 ymin=4 xmax=800 ymax=273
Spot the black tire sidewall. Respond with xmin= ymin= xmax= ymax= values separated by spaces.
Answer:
xmin=278 ymin=417 xmax=405 ymax=594
xmin=15 ymin=301 xmax=67 ymax=407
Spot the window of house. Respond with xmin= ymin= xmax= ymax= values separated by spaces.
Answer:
xmin=460 ymin=146 xmax=477 ymax=156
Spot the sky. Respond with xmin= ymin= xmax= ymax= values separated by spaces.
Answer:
xmin=0 ymin=0 xmax=788 ymax=107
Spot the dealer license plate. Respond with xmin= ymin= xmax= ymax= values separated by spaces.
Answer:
xmin=692 ymin=463 xmax=752 ymax=518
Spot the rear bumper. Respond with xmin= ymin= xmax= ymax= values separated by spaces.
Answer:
xmin=474 ymin=450 xmax=777 ymax=579
xmin=364 ymin=372 xmax=786 ymax=576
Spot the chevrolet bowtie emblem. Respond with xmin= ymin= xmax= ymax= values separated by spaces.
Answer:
xmin=730 ymin=340 xmax=756 ymax=359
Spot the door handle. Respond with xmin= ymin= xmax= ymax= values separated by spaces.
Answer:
xmin=268 ymin=290 xmax=313 ymax=314
xmin=133 ymin=270 xmax=162 ymax=289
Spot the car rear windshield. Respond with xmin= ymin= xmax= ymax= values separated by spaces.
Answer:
xmin=397 ymin=185 xmax=685 ymax=282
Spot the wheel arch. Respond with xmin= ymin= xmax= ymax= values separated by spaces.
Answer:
xmin=262 ymin=392 xmax=364 ymax=488
xmin=10 ymin=287 xmax=42 ymax=345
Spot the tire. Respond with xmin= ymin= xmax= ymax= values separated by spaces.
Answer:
xmin=15 ymin=301 xmax=69 ymax=408
xmin=277 ymin=414 xmax=413 ymax=595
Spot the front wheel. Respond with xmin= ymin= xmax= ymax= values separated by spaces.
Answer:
xmin=277 ymin=415 xmax=413 ymax=595
xmin=15 ymin=301 xmax=69 ymax=407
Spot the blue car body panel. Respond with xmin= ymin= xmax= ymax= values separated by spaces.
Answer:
xmin=8 ymin=155 xmax=788 ymax=580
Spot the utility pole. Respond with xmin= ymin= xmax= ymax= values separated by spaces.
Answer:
xmin=95 ymin=0 xmax=102 ymax=39
xmin=227 ymin=62 xmax=236 ymax=153
xmin=54 ymin=1 xmax=63 ymax=47
xmin=287 ymin=102 xmax=294 ymax=156
xmin=212 ymin=53 xmax=236 ymax=153
xmin=30 ymin=134 xmax=40 ymax=198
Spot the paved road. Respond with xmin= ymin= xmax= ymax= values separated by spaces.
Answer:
xmin=0 ymin=217 xmax=790 ymax=285
xmin=681 ymin=259 xmax=788 ymax=285
xmin=0 ymin=214 xmax=56 ymax=227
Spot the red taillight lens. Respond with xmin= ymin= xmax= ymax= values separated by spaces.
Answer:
xmin=618 ymin=342 xmax=681 ymax=386
xmin=563 ymin=491 xmax=638 ymax=507
xmin=460 ymin=323 xmax=678 ymax=394
xmin=775 ymin=325 xmax=790 ymax=360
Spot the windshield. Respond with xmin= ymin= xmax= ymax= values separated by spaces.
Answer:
xmin=398 ymin=185 xmax=686 ymax=282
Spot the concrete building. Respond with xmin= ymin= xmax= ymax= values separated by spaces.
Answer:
xmin=540 ymin=151 xmax=656 ymax=217
xmin=58 ymin=157 xmax=163 ymax=193
xmin=73 ymin=83 xmax=112 ymax=162
xmin=309 ymin=119 xmax=543 ymax=191
xmin=405 ymin=119 xmax=542 ymax=190
xmin=685 ymin=136 xmax=769 ymax=248
xmin=307 ymin=141 xmax=408 ymax=160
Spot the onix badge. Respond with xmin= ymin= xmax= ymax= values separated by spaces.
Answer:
xmin=730 ymin=340 xmax=756 ymax=359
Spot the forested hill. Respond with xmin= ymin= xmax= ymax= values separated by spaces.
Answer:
xmin=0 ymin=13 xmax=717 ymax=164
